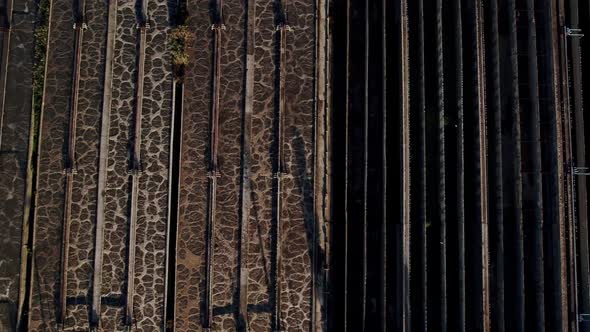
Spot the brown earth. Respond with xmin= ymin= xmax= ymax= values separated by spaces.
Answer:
xmin=9 ymin=0 xmax=320 ymax=330
xmin=173 ymin=0 xmax=317 ymax=331
xmin=30 ymin=0 xmax=173 ymax=330
xmin=0 ymin=0 xmax=35 ymax=329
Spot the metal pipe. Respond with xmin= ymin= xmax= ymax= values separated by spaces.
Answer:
xmin=452 ymin=0 xmax=465 ymax=328
xmin=475 ymin=2 xmax=490 ymax=330
xmin=435 ymin=0 xmax=447 ymax=328
xmin=563 ymin=6 xmax=582 ymax=327
xmin=515 ymin=1 xmax=545 ymax=328
xmin=486 ymin=0 xmax=504 ymax=329
xmin=547 ymin=0 xmax=570 ymax=327
xmin=125 ymin=172 xmax=139 ymax=327
xmin=125 ymin=1 xmax=148 ymax=326
xmin=273 ymin=15 xmax=288 ymax=331
xmin=132 ymin=23 xmax=147 ymax=170
xmin=411 ymin=0 xmax=428 ymax=328
xmin=562 ymin=25 xmax=583 ymax=331
xmin=418 ymin=0 xmax=427 ymax=326
xmin=323 ymin=12 xmax=332 ymax=332
xmin=463 ymin=1 xmax=489 ymax=329
xmin=238 ymin=0 xmax=255 ymax=326
xmin=525 ymin=0 xmax=546 ymax=327
xmin=59 ymin=173 xmax=73 ymax=326
xmin=203 ymin=1 xmax=223 ymax=328
xmin=361 ymin=0 xmax=369 ymax=328
xmin=400 ymin=0 xmax=411 ymax=329
xmin=65 ymin=5 xmax=85 ymax=172
xmin=344 ymin=0 xmax=351 ymax=329
xmin=59 ymin=2 xmax=86 ymax=324
xmin=380 ymin=0 xmax=387 ymax=328
xmin=503 ymin=0 xmax=525 ymax=329
xmin=312 ymin=0 xmax=331 ymax=328
xmin=563 ymin=3 xmax=588 ymax=324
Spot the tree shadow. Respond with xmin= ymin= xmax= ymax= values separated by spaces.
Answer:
xmin=0 ymin=298 xmax=17 ymax=331
xmin=291 ymin=128 xmax=327 ymax=331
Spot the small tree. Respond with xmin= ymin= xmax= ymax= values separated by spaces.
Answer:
xmin=169 ymin=25 xmax=192 ymax=80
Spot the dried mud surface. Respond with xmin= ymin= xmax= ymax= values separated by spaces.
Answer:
xmin=29 ymin=0 xmax=107 ymax=329
xmin=174 ymin=0 xmax=316 ymax=331
xmin=0 ymin=0 xmax=35 ymax=329
xmin=64 ymin=0 xmax=108 ymax=328
xmin=23 ymin=0 xmax=314 ymax=330
xmin=173 ymin=0 xmax=212 ymax=330
xmin=209 ymin=0 xmax=246 ymax=329
xmin=29 ymin=0 xmax=172 ymax=330
xmin=100 ymin=0 xmax=173 ymax=330
xmin=277 ymin=0 xmax=315 ymax=328
xmin=100 ymin=2 xmax=139 ymax=329
xmin=129 ymin=0 xmax=173 ymax=329
xmin=28 ymin=0 xmax=75 ymax=329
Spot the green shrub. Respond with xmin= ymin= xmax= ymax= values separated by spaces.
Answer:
xmin=169 ymin=25 xmax=192 ymax=79
xmin=32 ymin=25 xmax=47 ymax=114
xmin=30 ymin=0 xmax=50 ymax=170
xmin=33 ymin=0 xmax=49 ymax=113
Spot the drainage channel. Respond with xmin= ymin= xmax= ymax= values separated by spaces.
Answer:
xmin=164 ymin=80 xmax=183 ymax=331
xmin=164 ymin=2 xmax=188 ymax=329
